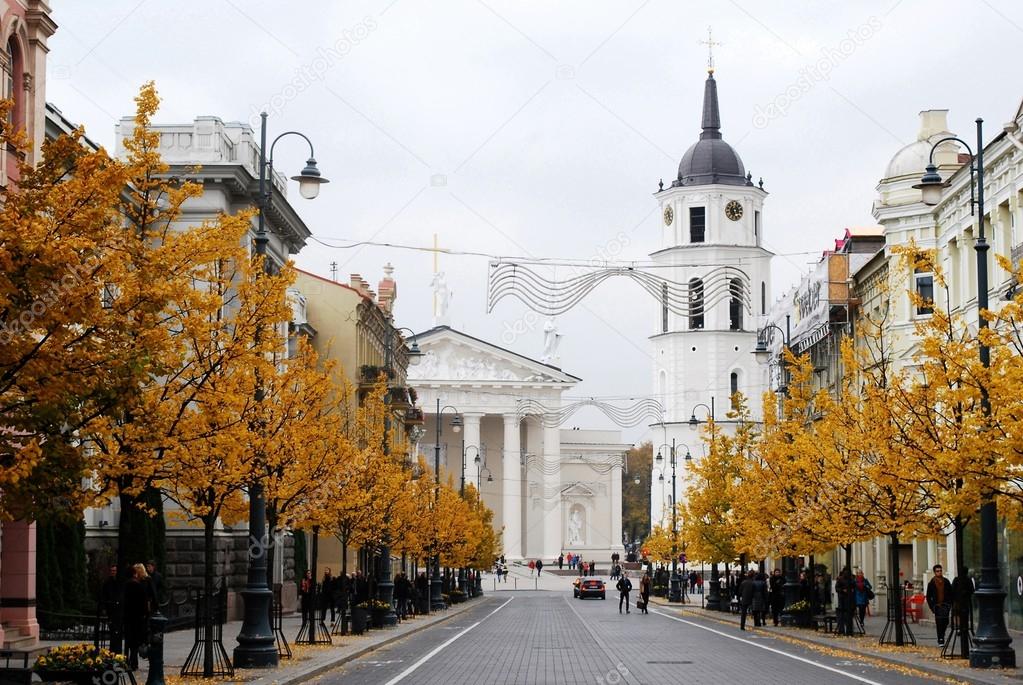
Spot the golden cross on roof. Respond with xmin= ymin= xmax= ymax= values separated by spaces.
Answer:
xmin=699 ymin=25 xmax=722 ymax=74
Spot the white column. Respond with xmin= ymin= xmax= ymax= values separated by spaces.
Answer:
xmin=542 ymin=416 xmax=562 ymax=560
xmin=462 ymin=413 xmax=482 ymax=494
xmin=610 ymin=458 xmax=624 ymax=553
xmin=502 ymin=414 xmax=522 ymax=560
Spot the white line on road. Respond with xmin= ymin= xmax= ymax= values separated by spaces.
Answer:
xmin=382 ymin=597 xmax=514 ymax=685
xmin=652 ymin=610 xmax=888 ymax=685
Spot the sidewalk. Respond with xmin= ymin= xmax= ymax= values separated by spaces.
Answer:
xmin=650 ymin=595 xmax=1021 ymax=685
xmin=39 ymin=598 xmax=485 ymax=685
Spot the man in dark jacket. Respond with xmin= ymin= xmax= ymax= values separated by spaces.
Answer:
xmin=752 ymin=572 xmax=769 ymax=627
xmin=926 ymin=564 xmax=954 ymax=646
xmin=739 ymin=571 xmax=756 ymax=630
xmin=616 ymin=572 xmax=633 ymax=614
xmin=769 ymin=568 xmax=785 ymax=626
xmin=536 ymin=559 xmax=544 ymax=576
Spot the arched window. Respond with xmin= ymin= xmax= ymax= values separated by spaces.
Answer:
xmin=688 ymin=278 xmax=704 ymax=329
xmin=661 ymin=282 xmax=668 ymax=333
xmin=729 ymin=278 xmax=743 ymax=330
xmin=730 ymin=371 xmax=739 ymax=409
xmin=3 ymin=38 xmax=23 ymax=131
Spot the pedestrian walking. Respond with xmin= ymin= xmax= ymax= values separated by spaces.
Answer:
xmin=926 ymin=564 xmax=954 ymax=646
xmin=617 ymin=572 xmax=633 ymax=614
xmin=528 ymin=559 xmax=536 ymax=576
xmin=739 ymin=571 xmax=755 ymax=630
xmin=752 ymin=571 xmax=768 ymax=627
xmin=852 ymin=569 xmax=874 ymax=628
xmin=100 ymin=564 xmax=123 ymax=654
xmin=835 ymin=568 xmax=855 ymax=635
xmin=769 ymin=568 xmax=785 ymax=626
xmin=639 ymin=572 xmax=651 ymax=614
xmin=320 ymin=568 xmax=335 ymax=622
xmin=558 ymin=553 xmax=564 ymax=570
xmin=145 ymin=560 xmax=164 ymax=608
xmin=536 ymin=559 xmax=544 ymax=575
xmin=299 ymin=569 xmax=314 ymax=622
xmin=589 ymin=560 xmax=596 ymax=576
xmin=123 ymin=563 xmax=152 ymax=671
xmin=580 ymin=561 xmax=587 ymax=577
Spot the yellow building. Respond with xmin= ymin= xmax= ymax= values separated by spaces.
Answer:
xmin=293 ymin=266 xmax=423 ymax=579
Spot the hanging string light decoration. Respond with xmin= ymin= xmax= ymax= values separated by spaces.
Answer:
xmin=487 ymin=261 xmax=752 ymax=318
xmin=516 ymin=397 xmax=664 ymax=429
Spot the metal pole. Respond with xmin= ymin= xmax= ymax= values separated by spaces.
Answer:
xmin=970 ymin=118 xmax=1015 ymax=668
xmin=669 ymin=439 xmax=681 ymax=603
xmin=234 ymin=112 xmax=278 ymax=669
xmin=431 ymin=398 xmax=445 ymax=611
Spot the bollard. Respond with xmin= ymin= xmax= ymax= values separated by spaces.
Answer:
xmin=145 ymin=610 xmax=168 ymax=685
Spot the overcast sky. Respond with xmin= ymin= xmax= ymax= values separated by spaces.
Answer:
xmin=46 ymin=0 xmax=1022 ymax=441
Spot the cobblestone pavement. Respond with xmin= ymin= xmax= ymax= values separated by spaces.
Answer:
xmin=316 ymin=590 xmax=958 ymax=685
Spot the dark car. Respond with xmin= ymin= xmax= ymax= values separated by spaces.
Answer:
xmin=578 ymin=578 xmax=606 ymax=600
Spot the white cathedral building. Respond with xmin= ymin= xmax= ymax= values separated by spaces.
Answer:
xmin=649 ymin=68 xmax=772 ymax=526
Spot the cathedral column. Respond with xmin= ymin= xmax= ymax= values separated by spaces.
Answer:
xmin=611 ymin=458 xmax=624 ymax=553
xmin=0 ymin=521 xmax=38 ymax=646
xmin=462 ymin=413 xmax=482 ymax=493
xmin=502 ymin=414 xmax=522 ymax=559
xmin=542 ymin=416 xmax=562 ymax=560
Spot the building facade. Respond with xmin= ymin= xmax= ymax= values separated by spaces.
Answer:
xmin=408 ymin=326 xmax=627 ymax=563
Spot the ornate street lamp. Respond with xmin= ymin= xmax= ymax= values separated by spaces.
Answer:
xmin=915 ymin=119 xmax=1014 ymax=668
xmin=235 ymin=112 xmax=329 ymax=671
xmin=432 ymin=401 xmax=460 ymax=611
xmin=655 ymin=440 xmax=692 ymax=604
xmin=752 ymin=316 xmax=803 ymax=625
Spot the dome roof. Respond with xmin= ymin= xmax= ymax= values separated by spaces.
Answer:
xmin=883 ymin=110 xmax=957 ymax=180
xmin=674 ymin=73 xmax=752 ymax=188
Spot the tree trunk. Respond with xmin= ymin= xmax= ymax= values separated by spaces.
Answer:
xmin=889 ymin=532 xmax=904 ymax=646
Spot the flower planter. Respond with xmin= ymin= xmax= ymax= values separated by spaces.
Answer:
xmin=38 ymin=670 xmax=136 ymax=685
xmin=370 ymin=608 xmax=388 ymax=628
xmin=449 ymin=593 xmax=466 ymax=604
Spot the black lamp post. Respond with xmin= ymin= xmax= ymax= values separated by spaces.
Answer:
xmin=655 ymin=440 xmax=691 ymax=603
xmin=235 ymin=112 xmax=329 ymax=670
xmin=458 ymin=443 xmax=480 ymax=594
xmin=753 ymin=316 xmax=803 ymax=625
xmin=915 ymin=119 xmax=1015 ymax=668
xmin=432 ymin=400 xmax=461 ymax=611
xmin=374 ymin=327 xmax=422 ymax=626
xmin=476 ymin=454 xmax=493 ymax=491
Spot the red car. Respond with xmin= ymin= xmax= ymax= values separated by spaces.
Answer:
xmin=578 ymin=578 xmax=606 ymax=600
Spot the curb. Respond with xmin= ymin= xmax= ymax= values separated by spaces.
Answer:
xmin=650 ymin=600 xmax=1006 ymax=685
xmin=249 ymin=598 xmax=486 ymax=685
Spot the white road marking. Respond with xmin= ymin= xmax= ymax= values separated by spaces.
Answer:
xmin=382 ymin=597 xmax=514 ymax=685
xmin=652 ymin=609 xmax=889 ymax=685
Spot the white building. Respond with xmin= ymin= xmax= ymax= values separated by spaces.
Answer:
xmin=648 ymin=68 xmax=773 ymax=526
xmin=409 ymin=326 xmax=627 ymax=563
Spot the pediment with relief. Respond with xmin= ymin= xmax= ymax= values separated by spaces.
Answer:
xmin=408 ymin=327 xmax=578 ymax=385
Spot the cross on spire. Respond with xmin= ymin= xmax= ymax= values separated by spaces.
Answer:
xmin=699 ymin=25 xmax=722 ymax=74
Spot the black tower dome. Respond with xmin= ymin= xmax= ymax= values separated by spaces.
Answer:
xmin=674 ymin=72 xmax=751 ymax=187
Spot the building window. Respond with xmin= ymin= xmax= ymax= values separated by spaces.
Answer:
xmin=3 ymin=39 xmax=22 ymax=132
xmin=914 ymin=267 xmax=934 ymax=316
xmin=661 ymin=282 xmax=668 ymax=333
xmin=688 ymin=278 xmax=704 ymax=329
xmin=689 ymin=207 xmax=706 ymax=243
xmin=761 ymin=281 xmax=766 ymax=316
xmin=730 ymin=371 xmax=739 ymax=409
xmin=754 ymin=210 xmax=760 ymax=240
xmin=729 ymin=278 xmax=743 ymax=330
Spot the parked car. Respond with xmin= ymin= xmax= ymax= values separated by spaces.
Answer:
xmin=578 ymin=578 xmax=606 ymax=600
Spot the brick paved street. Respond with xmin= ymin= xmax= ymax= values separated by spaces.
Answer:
xmin=317 ymin=585 xmax=957 ymax=685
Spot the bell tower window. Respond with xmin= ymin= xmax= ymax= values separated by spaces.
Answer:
xmin=729 ymin=278 xmax=743 ymax=330
xmin=689 ymin=207 xmax=706 ymax=243
xmin=688 ymin=278 xmax=704 ymax=329
xmin=3 ymin=38 xmax=23 ymax=132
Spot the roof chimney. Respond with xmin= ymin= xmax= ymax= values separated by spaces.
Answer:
xmin=917 ymin=109 xmax=950 ymax=142
xmin=377 ymin=263 xmax=397 ymax=314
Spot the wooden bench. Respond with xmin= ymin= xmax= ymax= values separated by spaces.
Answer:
xmin=816 ymin=614 xmax=838 ymax=633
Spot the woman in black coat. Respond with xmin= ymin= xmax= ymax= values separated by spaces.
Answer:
xmin=122 ymin=564 xmax=152 ymax=670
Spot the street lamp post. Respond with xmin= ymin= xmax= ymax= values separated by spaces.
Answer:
xmin=432 ymin=400 xmax=461 ymax=611
xmin=915 ymin=120 xmax=1015 ymax=668
xmin=458 ymin=443 xmax=480 ymax=594
xmin=655 ymin=441 xmax=692 ymax=604
xmin=235 ymin=112 xmax=329 ymax=670
xmin=753 ymin=316 xmax=804 ymax=625
xmin=688 ymin=401 xmax=727 ymax=610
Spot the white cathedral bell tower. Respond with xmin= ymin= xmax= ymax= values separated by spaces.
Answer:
xmin=649 ymin=67 xmax=773 ymax=527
